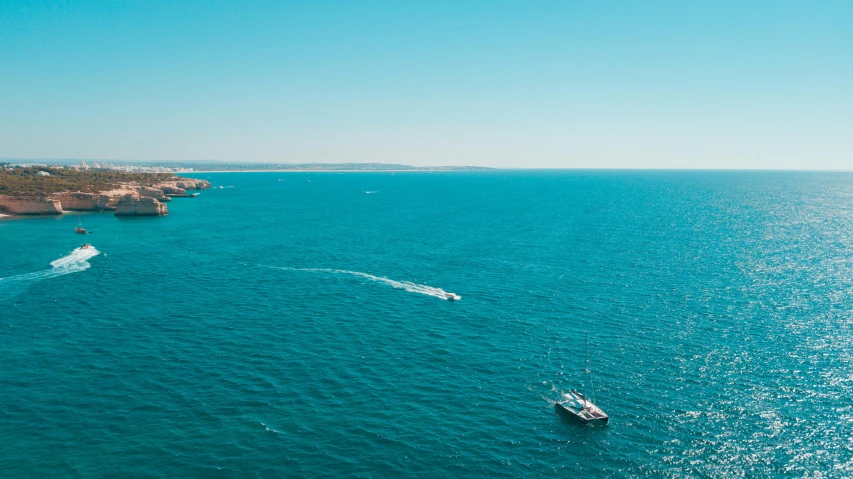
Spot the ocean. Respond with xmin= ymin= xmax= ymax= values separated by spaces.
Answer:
xmin=1 ymin=171 xmax=851 ymax=478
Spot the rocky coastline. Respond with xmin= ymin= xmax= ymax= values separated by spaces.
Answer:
xmin=0 ymin=177 xmax=211 ymax=217
xmin=0 ymin=196 xmax=64 ymax=215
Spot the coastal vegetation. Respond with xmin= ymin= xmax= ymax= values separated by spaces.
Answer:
xmin=0 ymin=167 xmax=176 ymax=196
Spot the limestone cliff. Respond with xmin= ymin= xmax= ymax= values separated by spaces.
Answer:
xmin=114 ymin=195 xmax=168 ymax=216
xmin=161 ymin=186 xmax=186 ymax=195
xmin=158 ymin=179 xmax=211 ymax=191
xmin=49 ymin=192 xmax=114 ymax=211
xmin=134 ymin=186 xmax=170 ymax=202
xmin=0 ymin=175 xmax=208 ymax=217
xmin=0 ymin=195 xmax=63 ymax=215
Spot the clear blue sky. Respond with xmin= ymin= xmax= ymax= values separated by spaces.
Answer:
xmin=1 ymin=1 xmax=851 ymax=168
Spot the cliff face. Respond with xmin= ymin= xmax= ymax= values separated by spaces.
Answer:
xmin=114 ymin=195 xmax=168 ymax=216
xmin=0 ymin=175 xmax=208 ymax=217
xmin=0 ymin=195 xmax=63 ymax=215
xmin=161 ymin=186 xmax=186 ymax=195
xmin=157 ymin=179 xmax=211 ymax=191
xmin=135 ymin=186 xmax=170 ymax=202
xmin=128 ymin=177 xmax=211 ymax=202
xmin=50 ymin=192 xmax=114 ymax=211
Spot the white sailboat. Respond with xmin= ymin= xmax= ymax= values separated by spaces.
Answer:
xmin=556 ymin=335 xmax=609 ymax=425
xmin=74 ymin=216 xmax=87 ymax=234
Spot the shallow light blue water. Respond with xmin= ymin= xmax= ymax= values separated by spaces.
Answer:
xmin=1 ymin=171 xmax=852 ymax=478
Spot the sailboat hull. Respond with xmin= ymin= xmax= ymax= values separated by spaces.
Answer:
xmin=556 ymin=390 xmax=609 ymax=425
xmin=555 ymin=402 xmax=609 ymax=425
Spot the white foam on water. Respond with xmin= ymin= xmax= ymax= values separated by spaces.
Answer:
xmin=260 ymin=422 xmax=282 ymax=434
xmin=0 ymin=246 xmax=100 ymax=300
xmin=267 ymin=266 xmax=458 ymax=300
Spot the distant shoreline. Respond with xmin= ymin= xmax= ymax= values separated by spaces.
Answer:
xmin=187 ymin=169 xmax=490 ymax=173
xmin=2 ymin=160 xmax=492 ymax=173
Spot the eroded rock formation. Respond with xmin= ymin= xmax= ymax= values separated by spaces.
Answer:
xmin=161 ymin=186 xmax=186 ymax=195
xmin=0 ymin=195 xmax=63 ymax=215
xmin=158 ymin=179 xmax=211 ymax=191
xmin=134 ymin=186 xmax=170 ymax=202
xmin=49 ymin=192 xmax=114 ymax=211
xmin=114 ymin=195 xmax=168 ymax=216
xmin=0 ymin=176 xmax=208 ymax=216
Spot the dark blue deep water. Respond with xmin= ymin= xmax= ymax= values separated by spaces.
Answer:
xmin=2 ymin=171 xmax=852 ymax=478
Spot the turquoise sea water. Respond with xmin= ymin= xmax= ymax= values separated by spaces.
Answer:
xmin=1 ymin=171 xmax=852 ymax=478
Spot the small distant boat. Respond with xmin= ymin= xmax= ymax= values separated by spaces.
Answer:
xmin=80 ymin=243 xmax=91 ymax=249
xmin=444 ymin=292 xmax=461 ymax=301
xmin=556 ymin=335 xmax=608 ymax=425
xmin=74 ymin=216 xmax=87 ymax=234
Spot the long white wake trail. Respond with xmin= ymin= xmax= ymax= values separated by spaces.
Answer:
xmin=269 ymin=267 xmax=458 ymax=300
xmin=0 ymin=246 xmax=100 ymax=300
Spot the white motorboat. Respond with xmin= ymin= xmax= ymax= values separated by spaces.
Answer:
xmin=445 ymin=292 xmax=461 ymax=301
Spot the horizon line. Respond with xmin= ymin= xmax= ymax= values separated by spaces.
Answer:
xmin=2 ymin=157 xmax=852 ymax=173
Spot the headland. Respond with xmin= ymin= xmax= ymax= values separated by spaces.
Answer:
xmin=0 ymin=165 xmax=210 ymax=217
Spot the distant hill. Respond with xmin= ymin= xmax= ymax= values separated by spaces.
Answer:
xmin=0 ymin=159 xmax=493 ymax=172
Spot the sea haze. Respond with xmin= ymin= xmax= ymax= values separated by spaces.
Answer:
xmin=1 ymin=171 xmax=851 ymax=477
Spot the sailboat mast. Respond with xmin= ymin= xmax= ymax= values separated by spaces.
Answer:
xmin=582 ymin=333 xmax=589 ymax=408
xmin=587 ymin=334 xmax=597 ymax=406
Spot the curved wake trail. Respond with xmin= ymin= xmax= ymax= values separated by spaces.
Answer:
xmin=267 ymin=266 xmax=458 ymax=300
xmin=0 ymin=246 xmax=100 ymax=301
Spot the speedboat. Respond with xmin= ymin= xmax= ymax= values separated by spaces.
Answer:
xmin=80 ymin=243 xmax=91 ymax=249
xmin=445 ymin=292 xmax=461 ymax=301
xmin=556 ymin=390 xmax=608 ymax=425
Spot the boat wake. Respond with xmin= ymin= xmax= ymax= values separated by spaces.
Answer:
xmin=266 ymin=266 xmax=458 ymax=300
xmin=0 ymin=246 xmax=100 ymax=301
